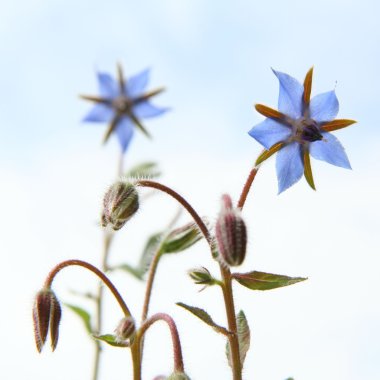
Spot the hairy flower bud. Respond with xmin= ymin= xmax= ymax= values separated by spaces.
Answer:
xmin=215 ymin=194 xmax=247 ymax=266
xmin=32 ymin=288 xmax=62 ymax=352
xmin=114 ymin=317 xmax=136 ymax=343
xmin=188 ymin=267 xmax=214 ymax=286
xmin=102 ymin=181 xmax=139 ymax=230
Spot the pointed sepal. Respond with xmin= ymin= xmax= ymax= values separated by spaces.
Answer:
xmin=303 ymin=149 xmax=316 ymax=190
xmin=303 ymin=67 xmax=314 ymax=106
xmin=255 ymin=142 xmax=284 ymax=166
xmin=321 ymin=119 xmax=357 ymax=132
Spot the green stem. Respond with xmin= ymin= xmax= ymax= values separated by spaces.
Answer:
xmin=92 ymin=231 xmax=113 ymax=380
xmin=131 ymin=342 xmax=142 ymax=380
xmin=141 ymin=249 xmax=163 ymax=322
xmin=136 ymin=179 xmax=242 ymax=379
xmin=220 ymin=266 xmax=242 ymax=380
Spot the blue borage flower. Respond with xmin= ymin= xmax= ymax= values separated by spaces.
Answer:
xmin=81 ymin=64 xmax=168 ymax=153
xmin=249 ymin=68 xmax=356 ymax=193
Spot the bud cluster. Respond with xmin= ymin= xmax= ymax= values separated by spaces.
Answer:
xmin=101 ymin=181 xmax=139 ymax=230
xmin=215 ymin=194 xmax=247 ymax=267
xmin=32 ymin=288 xmax=62 ymax=352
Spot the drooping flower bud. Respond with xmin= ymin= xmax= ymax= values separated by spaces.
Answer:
xmin=102 ymin=181 xmax=139 ymax=230
xmin=114 ymin=316 xmax=136 ymax=343
xmin=32 ymin=288 xmax=62 ymax=352
xmin=215 ymin=194 xmax=247 ymax=267
xmin=188 ymin=267 xmax=215 ymax=286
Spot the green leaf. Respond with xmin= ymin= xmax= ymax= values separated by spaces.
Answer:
xmin=125 ymin=161 xmax=161 ymax=179
xmin=93 ymin=334 xmax=128 ymax=347
xmin=64 ymin=304 xmax=92 ymax=333
xmin=226 ymin=310 xmax=251 ymax=368
xmin=233 ymin=271 xmax=307 ymax=291
xmin=176 ymin=302 xmax=229 ymax=335
xmin=162 ymin=222 xmax=202 ymax=254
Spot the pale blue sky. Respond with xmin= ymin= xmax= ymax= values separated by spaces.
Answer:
xmin=1 ymin=1 xmax=379 ymax=379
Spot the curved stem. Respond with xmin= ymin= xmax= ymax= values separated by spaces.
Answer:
xmin=137 ymin=313 xmax=185 ymax=373
xmin=237 ymin=166 xmax=259 ymax=210
xmin=137 ymin=180 xmax=211 ymax=244
xmin=44 ymin=259 xmax=131 ymax=317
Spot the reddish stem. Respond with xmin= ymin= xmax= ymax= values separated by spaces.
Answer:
xmin=44 ymin=259 xmax=131 ymax=317
xmin=237 ymin=166 xmax=259 ymax=210
xmin=138 ymin=313 xmax=184 ymax=373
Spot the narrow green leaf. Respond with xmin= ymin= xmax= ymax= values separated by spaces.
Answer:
xmin=93 ymin=334 xmax=128 ymax=347
xmin=233 ymin=271 xmax=307 ymax=291
xmin=125 ymin=161 xmax=161 ymax=179
xmin=176 ymin=302 xmax=229 ymax=336
xmin=64 ymin=304 xmax=92 ymax=333
xmin=162 ymin=222 xmax=202 ymax=254
xmin=226 ymin=310 xmax=251 ymax=368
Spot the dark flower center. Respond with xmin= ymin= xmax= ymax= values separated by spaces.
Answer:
xmin=112 ymin=95 xmax=133 ymax=114
xmin=294 ymin=118 xmax=323 ymax=143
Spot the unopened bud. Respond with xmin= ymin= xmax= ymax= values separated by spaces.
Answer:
xmin=188 ymin=267 xmax=214 ymax=286
xmin=102 ymin=181 xmax=139 ymax=230
xmin=32 ymin=288 xmax=62 ymax=352
xmin=167 ymin=372 xmax=191 ymax=380
xmin=215 ymin=194 xmax=247 ymax=266
xmin=114 ymin=317 xmax=136 ymax=343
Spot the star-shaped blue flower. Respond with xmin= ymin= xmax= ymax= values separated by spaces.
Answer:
xmin=249 ymin=68 xmax=356 ymax=193
xmin=81 ymin=64 xmax=168 ymax=153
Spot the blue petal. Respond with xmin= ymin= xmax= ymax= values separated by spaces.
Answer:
xmin=97 ymin=72 xmax=118 ymax=98
xmin=309 ymin=90 xmax=339 ymax=122
xmin=133 ymin=101 xmax=169 ymax=119
xmin=248 ymin=118 xmax=292 ymax=150
xmin=272 ymin=69 xmax=304 ymax=119
xmin=309 ymin=132 xmax=351 ymax=169
xmin=82 ymin=104 xmax=114 ymax=123
xmin=126 ymin=68 xmax=150 ymax=98
xmin=115 ymin=117 xmax=135 ymax=153
xmin=276 ymin=142 xmax=304 ymax=193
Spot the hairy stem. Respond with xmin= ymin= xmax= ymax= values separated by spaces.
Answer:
xmin=137 ymin=313 xmax=185 ymax=374
xmin=44 ymin=259 xmax=131 ymax=317
xmin=137 ymin=180 xmax=211 ymax=243
xmin=237 ymin=166 xmax=259 ymax=210
xmin=220 ymin=266 xmax=242 ymax=380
